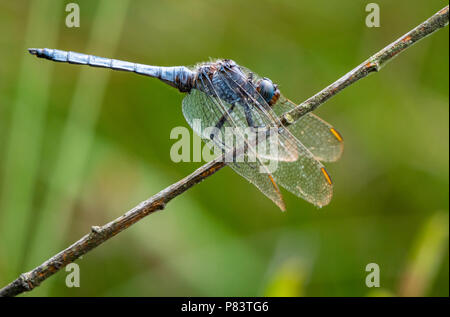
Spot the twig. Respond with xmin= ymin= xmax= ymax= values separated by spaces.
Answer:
xmin=1 ymin=5 xmax=447 ymax=297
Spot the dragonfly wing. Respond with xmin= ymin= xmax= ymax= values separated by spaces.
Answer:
xmin=182 ymin=87 xmax=286 ymax=210
xmin=182 ymin=64 xmax=334 ymax=209
xmin=216 ymin=68 xmax=334 ymax=206
xmin=272 ymin=137 xmax=333 ymax=207
xmin=273 ymin=98 xmax=344 ymax=162
xmin=228 ymin=161 xmax=286 ymax=211
xmin=182 ymin=88 xmax=230 ymax=149
xmin=216 ymin=68 xmax=300 ymax=162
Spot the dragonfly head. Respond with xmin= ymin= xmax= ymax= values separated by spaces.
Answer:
xmin=257 ymin=77 xmax=280 ymax=106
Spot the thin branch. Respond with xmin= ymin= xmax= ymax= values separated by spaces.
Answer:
xmin=1 ymin=5 xmax=448 ymax=297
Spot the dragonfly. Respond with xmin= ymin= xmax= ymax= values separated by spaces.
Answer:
xmin=28 ymin=48 xmax=343 ymax=211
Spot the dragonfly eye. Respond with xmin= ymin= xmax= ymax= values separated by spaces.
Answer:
xmin=257 ymin=78 xmax=276 ymax=104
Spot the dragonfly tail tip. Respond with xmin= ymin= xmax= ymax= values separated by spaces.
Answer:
xmin=28 ymin=48 xmax=43 ymax=56
xmin=28 ymin=48 xmax=38 ymax=55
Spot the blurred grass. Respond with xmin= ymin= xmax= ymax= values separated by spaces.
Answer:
xmin=398 ymin=210 xmax=449 ymax=296
xmin=22 ymin=0 xmax=130 ymax=296
xmin=264 ymin=258 xmax=306 ymax=297
xmin=0 ymin=0 xmax=448 ymax=296
xmin=0 ymin=0 xmax=62 ymax=283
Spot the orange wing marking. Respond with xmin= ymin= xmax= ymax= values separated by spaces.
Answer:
xmin=330 ymin=128 xmax=343 ymax=142
xmin=321 ymin=167 xmax=333 ymax=185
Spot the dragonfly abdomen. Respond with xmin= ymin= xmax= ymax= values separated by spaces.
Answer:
xmin=28 ymin=48 xmax=194 ymax=92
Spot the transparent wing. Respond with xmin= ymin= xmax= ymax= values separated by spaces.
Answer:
xmin=182 ymin=86 xmax=286 ymax=211
xmin=271 ymin=137 xmax=334 ymax=207
xmin=217 ymin=67 xmax=300 ymax=163
xmin=217 ymin=67 xmax=334 ymax=206
xmin=182 ymin=66 xmax=334 ymax=208
xmin=228 ymin=160 xmax=286 ymax=211
xmin=182 ymin=88 xmax=231 ymax=148
xmin=273 ymin=97 xmax=344 ymax=162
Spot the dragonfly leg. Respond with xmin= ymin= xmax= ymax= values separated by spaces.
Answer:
xmin=243 ymin=103 xmax=256 ymax=128
xmin=210 ymin=103 xmax=236 ymax=141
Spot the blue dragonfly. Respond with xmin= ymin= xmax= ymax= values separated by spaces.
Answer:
xmin=29 ymin=48 xmax=343 ymax=210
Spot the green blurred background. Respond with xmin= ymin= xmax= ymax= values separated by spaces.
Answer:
xmin=0 ymin=0 xmax=448 ymax=296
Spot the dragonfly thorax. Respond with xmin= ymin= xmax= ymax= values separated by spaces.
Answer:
xmin=194 ymin=59 xmax=250 ymax=105
xmin=193 ymin=59 xmax=280 ymax=106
